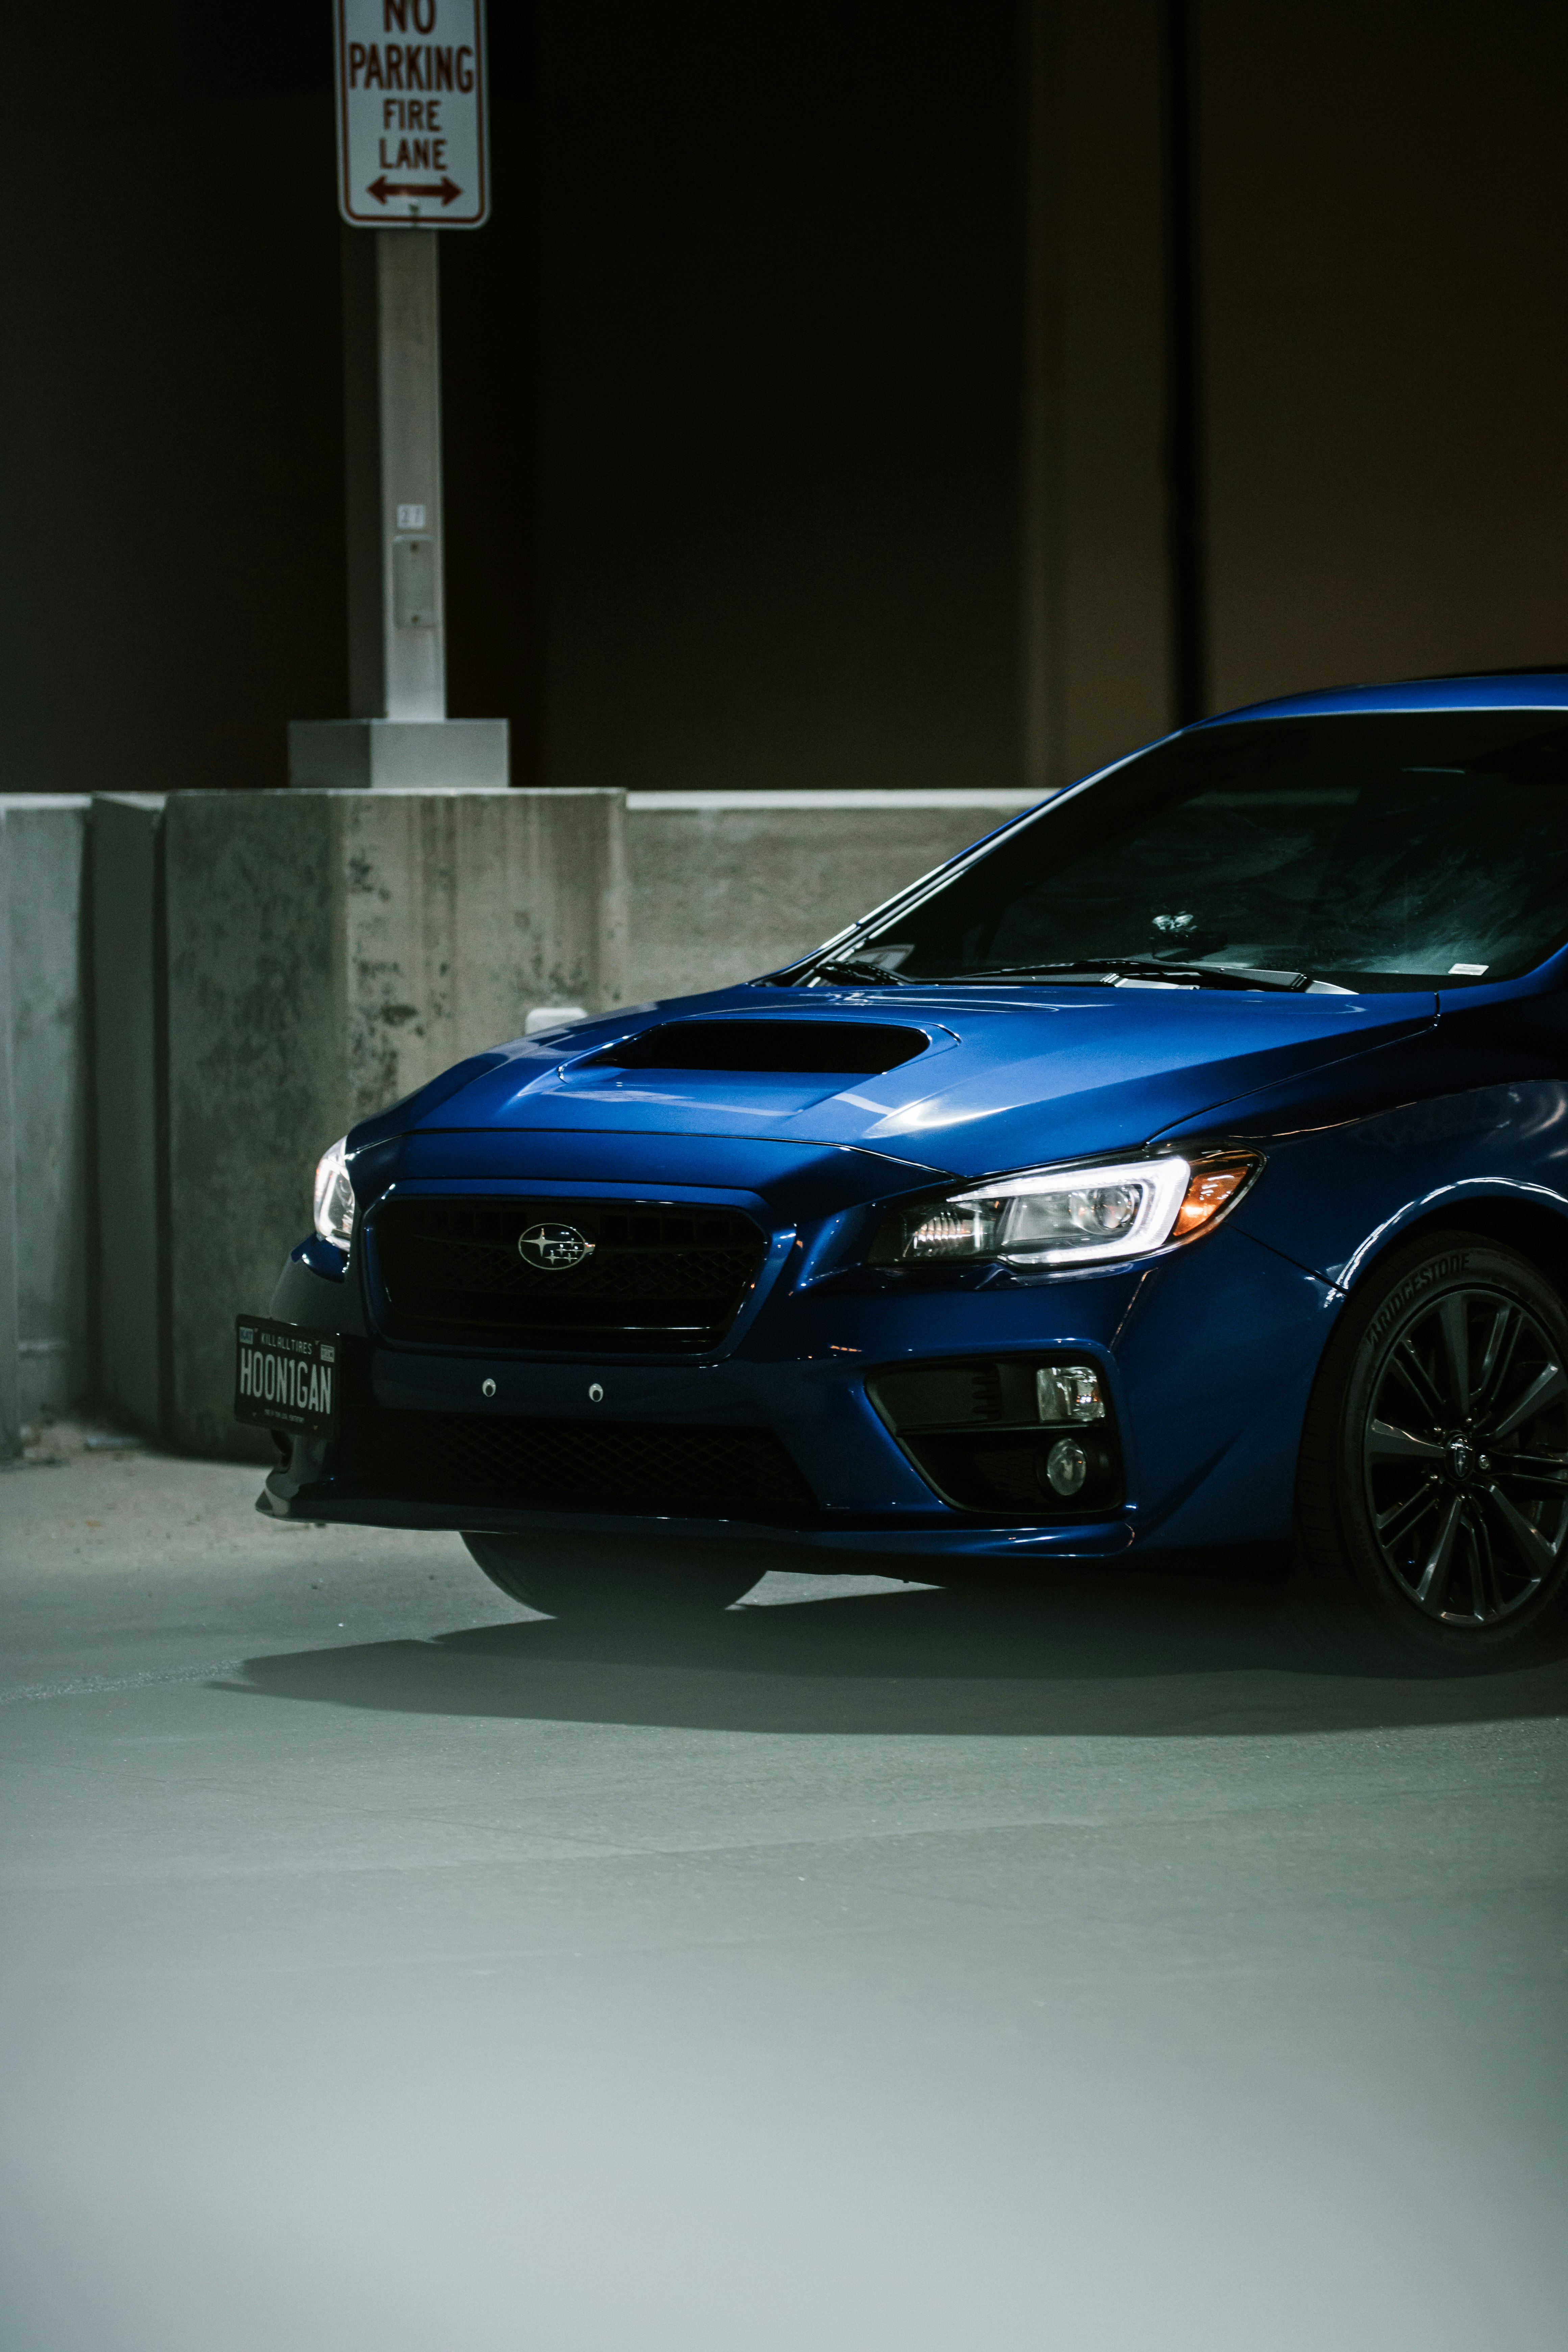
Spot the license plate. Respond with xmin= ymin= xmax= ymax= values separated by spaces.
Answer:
xmin=234 ymin=1316 xmax=341 ymax=1438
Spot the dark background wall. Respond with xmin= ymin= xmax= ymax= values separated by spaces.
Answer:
xmin=3 ymin=0 xmax=1017 ymax=799
xmin=533 ymin=3 xmax=1020 ymax=795
xmin=4 ymin=0 xmax=540 ymax=794
xmin=5 ymin=1 xmax=1568 ymax=803
xmin=5 ymin=13 xmax=348 ymax=796
xmin=1200 ymin=0 xmax=1568 ymax=712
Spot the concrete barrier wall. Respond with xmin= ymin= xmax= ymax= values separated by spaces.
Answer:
xmin=7 ymin=781 xmax=1036 ymax=1462
xmin=622 ymin=789 xmax=1039 ymax=1003
xmin=84 ymin=788 xmax=627 ymax=1457
xmin=0 ymin=798 xmax=94 ymax=1453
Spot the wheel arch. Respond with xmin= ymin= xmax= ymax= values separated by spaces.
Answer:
xmin=1339 ymin=1187 xmax=1568 ymax=1306
xmin=1292 ymin=1203 xmax=1568 ymax=1662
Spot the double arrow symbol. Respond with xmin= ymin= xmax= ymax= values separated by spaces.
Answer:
xmin=367 ymin=175 xmax=464 ymax=206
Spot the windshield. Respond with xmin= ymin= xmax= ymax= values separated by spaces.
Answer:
xmin=842 ymin=712 xmax=1568 ymax=992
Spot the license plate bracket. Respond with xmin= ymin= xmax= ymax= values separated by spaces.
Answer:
xmin=234 ymin=1316 xmax=341 ymax=1438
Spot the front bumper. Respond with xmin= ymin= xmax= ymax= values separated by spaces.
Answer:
xmin=263 ymin=1211 xmax=1337 ymax=1565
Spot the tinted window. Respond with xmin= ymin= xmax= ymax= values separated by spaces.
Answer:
xmin=856 ymin=713 xmax=1568 ymax=990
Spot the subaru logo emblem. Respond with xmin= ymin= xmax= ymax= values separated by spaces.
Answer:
xmin=518 ymin=1221 xmax=595 ymax=1271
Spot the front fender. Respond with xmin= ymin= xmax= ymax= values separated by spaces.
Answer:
xmin=1169 ymin=1079 xmax=1568 ymax=1292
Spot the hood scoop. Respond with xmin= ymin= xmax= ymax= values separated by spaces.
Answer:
xmin=580 ymin=1019 xmax=932 ymax=1075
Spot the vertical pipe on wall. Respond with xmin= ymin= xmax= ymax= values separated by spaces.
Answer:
xmin=1161 ymin=0 xmax=1208 ymax=724
xmin=1020 ymin=0 xmax=1067 ymax=797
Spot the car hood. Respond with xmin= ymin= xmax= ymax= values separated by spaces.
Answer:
xmin=372 ymin=984 xmax=1439 ymax=1183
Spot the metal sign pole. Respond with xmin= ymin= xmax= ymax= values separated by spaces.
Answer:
xmin=376 ymin=226 xmax=445 ymax=722
xmin=291 ymin=0 xmax=502 ymax=789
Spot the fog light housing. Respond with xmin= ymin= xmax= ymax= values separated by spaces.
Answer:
xmin=1036 ymin=1363 xmax=1105 ymax=1423
xmin=1043 ymin=1438 xmax=1089 ymax=1496
xmin=865 ymin=1354 xmax=1123 ymax=1517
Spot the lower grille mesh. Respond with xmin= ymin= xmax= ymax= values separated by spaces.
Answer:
xmin=344 ymin=1411 xmax=818 ymax=1525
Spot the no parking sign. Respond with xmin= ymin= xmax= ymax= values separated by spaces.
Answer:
xmin=334 ymin=0 xmax=491 ymax=229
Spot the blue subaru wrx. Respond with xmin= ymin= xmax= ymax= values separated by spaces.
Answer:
xmin=243 ymin=672 xmax=1568 ymax=1669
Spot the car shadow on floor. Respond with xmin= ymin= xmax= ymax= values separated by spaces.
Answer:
xmin=218 ymin=1565 xmax=1568 ymax=1738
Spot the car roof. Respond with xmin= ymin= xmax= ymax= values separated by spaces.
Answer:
xmin=1198 ymin=668 xmax=1568 ymax=727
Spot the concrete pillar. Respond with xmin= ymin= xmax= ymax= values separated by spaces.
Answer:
xmin=0 ymin=798 xmax=94 ymax=1446
xmin=623 ymin=788 xmax=1040 ymax=1004
xmin=92 ymin=788 xmax=625 ymax=1457
xmin=1022 ymin=0 xmax=1175 ymax=789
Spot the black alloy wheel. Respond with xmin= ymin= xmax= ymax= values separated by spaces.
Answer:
xmin=1294 ymin=1231 xmax=1568 ymax=1668
xmin=1364 ymin=1287 xmax=1568 ymax=1622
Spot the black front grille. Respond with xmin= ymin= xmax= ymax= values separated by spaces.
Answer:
xmin=370 ymin=1198 xmax=768 ymax=1352
xmin=344 ymin=1410 xmax=818 ymax=1525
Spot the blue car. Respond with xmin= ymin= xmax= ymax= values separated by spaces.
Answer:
xmin=244 ymin=670 xmax=1568 ymax=1669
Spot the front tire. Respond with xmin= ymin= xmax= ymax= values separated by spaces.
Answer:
xmin=1293 ymin=1230 xmax=1568 ymax=1670
xmin=462 ymin=1532 xmax=764 ymax=1621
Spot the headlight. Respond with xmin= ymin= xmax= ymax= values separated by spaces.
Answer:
xmin=873 ymin=1149 xmax=1262 ymax=1269
xmin=312 ymin=1136 xmax=356 ymax=1253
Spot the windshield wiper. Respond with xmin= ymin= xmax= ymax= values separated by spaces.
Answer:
xmin=945 ymin=958 xmax=1312 ymax=992
xmin=794 ymin=957 xmax=907 ymax=988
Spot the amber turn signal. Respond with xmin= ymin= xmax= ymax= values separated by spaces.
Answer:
xmin=1171 ymin=1151 xmax=1264 ymax=1238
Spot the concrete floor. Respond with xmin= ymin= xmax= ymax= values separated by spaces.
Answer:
xmin=3 ymin=1435 xmax=1567 ymax=2352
